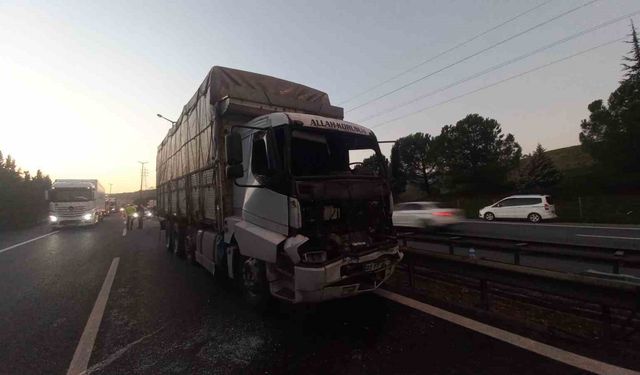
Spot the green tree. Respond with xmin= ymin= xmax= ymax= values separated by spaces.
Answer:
xmin=622 ymin=20 xmax=640 ymax=81
xmin=359 ymin=154 xmax=389 ymax=176
xmin=517 ymin=144 xmax=561 ymax=191
xmin=392 ymin=133 xmax=438 ymax=194
xmin=389 ymin=145 xmax=407 ymax=198
xmin=580 ymin=23 xmax=640 ymax=173
xmin=437 ymin=114 xmax=521 ymax=193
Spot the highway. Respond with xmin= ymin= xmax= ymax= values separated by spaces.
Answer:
xmin=0 ymin=217 xmax=638 ymax=374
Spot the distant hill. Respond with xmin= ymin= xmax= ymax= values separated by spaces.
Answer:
xmin=544 ymin=145 xmax=593 ymax=171
xmin=109 ymin=189 xmax=156 ymax=206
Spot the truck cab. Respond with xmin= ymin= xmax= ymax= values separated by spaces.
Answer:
xmin=48 ymin=179 xmax=105 ymax=227
xmin=220 ymin=113 xmax=401 ymax=303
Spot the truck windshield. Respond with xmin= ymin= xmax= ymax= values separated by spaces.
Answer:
xmin=290 ymin=129 xmax=384 ymax=178
xmin=51 ymin=188 xmax=93 ymax=202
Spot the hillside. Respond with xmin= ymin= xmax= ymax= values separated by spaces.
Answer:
xmin=544 ymin=145 xmax=593 ymax=171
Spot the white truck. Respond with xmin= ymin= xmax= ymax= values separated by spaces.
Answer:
xmin=48 ymin=179 xmax=106 ymax=227
xmin=157 ymin=66 xmax=402 ymax=304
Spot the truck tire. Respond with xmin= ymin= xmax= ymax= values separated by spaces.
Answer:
xmin=237 ymin=255 xmax=270 ymax=307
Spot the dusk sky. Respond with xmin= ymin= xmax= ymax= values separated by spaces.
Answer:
xmin=1 ymin=0 xmax=638 ymax=192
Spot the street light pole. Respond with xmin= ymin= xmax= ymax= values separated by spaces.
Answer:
xmin=109 ymin=183 xmax=113 ymax=195
xmin=156 ymin=113 xmax=176 ymax=125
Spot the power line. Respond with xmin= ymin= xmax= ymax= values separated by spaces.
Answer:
xmin=346 ymin=0 xmax=599 ymax=114
xmin=338 ymin=0 xmax=554 ymax=106
xmin=355 ymin=9 xmax=640 ymax=124
xmin=370 ymin=36 xmax=625 ymax=131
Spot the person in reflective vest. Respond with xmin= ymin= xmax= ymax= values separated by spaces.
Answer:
xmin=124 ymin=204 xmax=136 ymax=230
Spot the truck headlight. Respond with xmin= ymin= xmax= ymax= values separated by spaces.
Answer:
xmin=146 ymin=211 xmax=152 ymax=217
xmin=49 ymin=215 xmax=58 ymax=223
xmin=133 ymin=213 xmax=139 ymax=218
xmin=82 ymin=213 xmax=92 ymax=221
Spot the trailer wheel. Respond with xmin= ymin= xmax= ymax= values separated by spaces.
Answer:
xmin=238 ymin=255 xmax=270 ymax=307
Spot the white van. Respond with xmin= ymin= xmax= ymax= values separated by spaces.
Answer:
xmin=478 ymin=195 xmax=556 ymax=223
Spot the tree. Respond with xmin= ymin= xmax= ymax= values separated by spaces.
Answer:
xmin=359 ymin=154 xmax=389 ymax=176
xmin=580 ymin=23 xmax=640 ymax=173
xmin=437 ymin=114 xmax=521 ymax=193
xmin=389 ymin=145 xmax=407 ymax=198
xmin=392 ymin=133 xmax=438 ymax=194
xmin=622 ymin=20 xmax=640 ymax=81
xmin=517 ymin=144 xmax=561 ymax=191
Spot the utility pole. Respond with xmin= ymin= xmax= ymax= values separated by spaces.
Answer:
xmin=109 ymin=183 xmax=113 ymax=195
xmin=138 ymin=161 xmax=147 ymax=202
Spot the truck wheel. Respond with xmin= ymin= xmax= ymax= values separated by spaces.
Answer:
xmin=238 ymin=255 xmax=270 ymax=307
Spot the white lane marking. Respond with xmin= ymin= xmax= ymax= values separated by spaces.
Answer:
xmin=576 ymin=234 xmax=640 ymax=241
xmin=0 ymin=231 xmax=59 ymax=254
xmin=376 ymin=289 xmax=640 ymax=375
xmin=462 ymin=220 xmax=640 ymax=231
xmin=67 ymin=258 xmax=120 ymax=375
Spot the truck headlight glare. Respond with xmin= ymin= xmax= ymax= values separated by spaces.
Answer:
xmin=83 ymin=213 xmax=92 ymax=221
xmin=49 ymin=215 xmax=58 ymax=223
xmin=133 ymin=213 xmax=139 ymax=218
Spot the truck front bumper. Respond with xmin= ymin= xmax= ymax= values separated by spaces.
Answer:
xmin=291 ymin=246 xmax=403 ymax=303
xmin=50 ymin=214 xmax=96 ymax=227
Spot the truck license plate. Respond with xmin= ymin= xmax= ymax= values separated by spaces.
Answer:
xmin=364 ymin=260 xmax=387 ymax=272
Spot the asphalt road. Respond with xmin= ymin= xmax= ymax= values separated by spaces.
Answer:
xmin=449 ymin=220 xmax=640 ymax=250
xmin=0 ymin=217 xmax=637 ymax=374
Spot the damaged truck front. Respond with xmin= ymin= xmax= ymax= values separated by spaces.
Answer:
xmin=157 ymin=66 xmax=402 ymax=304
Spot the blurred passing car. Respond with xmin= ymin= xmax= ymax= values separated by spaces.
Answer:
xmin=393 ymin=201 xmax=463 ymax=229
xmin=479 ymin=194 xmax=556 ymax=223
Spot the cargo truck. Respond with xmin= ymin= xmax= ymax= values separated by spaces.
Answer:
xmin=48 ymin=179 xmax=106 ymax=227
xmin=156 ymin=66 xmax=402 ymax=304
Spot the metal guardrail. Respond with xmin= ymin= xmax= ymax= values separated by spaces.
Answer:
xmin=399 ymin=232 xmax=640 ymax=275
xmin=396 ymin=239 xmax=640 ymax=340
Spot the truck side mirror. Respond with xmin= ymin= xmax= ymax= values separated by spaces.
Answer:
xmin=225 ymin=133 xmax=243 ymax=166
xmin=225 ymin=133 xmax=244 ymax=179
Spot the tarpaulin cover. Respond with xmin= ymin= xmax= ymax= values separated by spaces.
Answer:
xmin=156 ymin=67 xmax=344 ymax=222
xmin=156 ymin=66 xmax=343 ymax=186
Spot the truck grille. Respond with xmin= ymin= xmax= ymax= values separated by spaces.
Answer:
xmin=52 ymin=206 xmax=87 ymax=217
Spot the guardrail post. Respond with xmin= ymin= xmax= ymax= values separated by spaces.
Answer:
xmin=613 ymin=251 xmax=624 ymax=275
xmin=407 ymin=255 xmax=415 ymax=290
xmin=601 ymin=305 xmax=612 ymax=340
xmin=449 ymin=236 xmax=461 ymax=255
xmin=514 ymin=243 xmax=527 ymax=266
xmin=479 ymin=279 xmax=489 ymax=311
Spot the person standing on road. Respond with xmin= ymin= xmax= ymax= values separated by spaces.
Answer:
xmin=124 ymin=204 xmax=136 ymax=230
xmin=137 ymin=204 xmax=144 ymax=229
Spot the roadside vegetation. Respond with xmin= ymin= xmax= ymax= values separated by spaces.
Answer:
xmin=381 ymin=23 xmax=640 ymax=224
xmin=0 ymin=151 xmax=51 ymax=230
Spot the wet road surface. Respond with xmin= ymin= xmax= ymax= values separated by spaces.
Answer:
xmin=0 ymin=217 xmax=635 ymax=374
